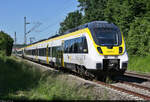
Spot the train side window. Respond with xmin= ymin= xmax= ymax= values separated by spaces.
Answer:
xmin=42 ymin=48 xmax=45 ymax=56
xmin=65 ymin=40 xmax=70 ymax=53
xmin=56 ymin=47 xmax=60 ymax=58
xmin=67 ymin=41 xmax=70 ymax=53
xmin=34 ymin=49 xmax=36 ymax=55
xmin=78 ymin=37 xmax=83 ymax=53
xmin=68 ymin=40 xmax=71 ymax=53
xmin=64 ymin=41 xmax=68 ymax=53
xmin=38 ymin=49 xmax=41 ymax=56
xmin=52 ymin=47 xmax=56 ymax=57
xmin=32 ymin=49 xmax=35 ymax=55
xmin=72 ymin=39 xmax=75 ymax=53
xmin=73 ymin=37 xmax=80 ymax=53
xmin=69 ymin=39 xmax=74 ymax=53
xmin=39 ymin=48 xmax=43 ymax=56
xmin=50 ymin=47 xmax=52 ymax=57
xmin=36 ymin=49 xmax=38 ymax=56
xmin=45 ymin=48 xmax=47 ymax=56
xmin=32 ymin=50 xmax=33 ymax=55
xmin=42 ymin=48 xmax=43 ymax=56
xmin=26 ymin=50 xmax=27 ymax=55
xmin=64 ymin=37 xmax=88 ymax=53
xmin=48 ymin=47 xmax=50 ymax=57
xmin=43 ymin=48 xmax=45 ymax=56
xmin=74 ymin=38 xmax=78 ymax=53
xmin=38 ymin=49 xmax=40 ymax=56
xmin=41 ymin=48 xmax=43 ymax=56
xmin=82 ymin=37 xmax=88 ymax=53
xmin=31 ymin=50 xmax=32 ymax=55
xmin=29 ymin=50 xmax=30 ymax=55
xmin=48 ymin=47 xmax=49 ymax=57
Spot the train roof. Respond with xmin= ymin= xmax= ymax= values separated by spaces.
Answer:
xmin=26 ymin=21 xmax=118 ymax=47
xmin=64 ymin=21 xmax=118 ymax=34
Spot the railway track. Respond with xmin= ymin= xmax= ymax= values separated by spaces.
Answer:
xmin=66 ymin=69 xmax=150 ymax=100
xmin=125 ymin=72 xmax=150 ymax=82
xmin=94 ymin=80 xmax=150 ymax=100
xmin=119 ymin=81 xmax=150 ymax=92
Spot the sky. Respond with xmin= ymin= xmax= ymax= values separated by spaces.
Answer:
xmin=0 ymin=0 xmax=79 ymax=44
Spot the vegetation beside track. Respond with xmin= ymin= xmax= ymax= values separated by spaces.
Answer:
xmin=0 ymin=55 xmax=101 ymax=100
xmin=0 ymin=31 xmax=14 ymax=56
xmin=128 ymin=55 xmax=150 ymax=74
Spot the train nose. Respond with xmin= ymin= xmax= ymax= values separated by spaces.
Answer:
xmin=103 ymin=59 xmax=120 ymax=70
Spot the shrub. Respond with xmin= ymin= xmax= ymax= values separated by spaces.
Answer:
xmin=127 ymin=17 xmax=150 ymax=56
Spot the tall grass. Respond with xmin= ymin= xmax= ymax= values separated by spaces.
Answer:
xmin=27 ymin=70 xmax=93 ymax=100
xmin=128 ymin=55 xmax=150 ymax=74
xmin=0 ymin=55 xmax=41 ymax=100
xmin=0 ymin=55 xmax=96 ymax=100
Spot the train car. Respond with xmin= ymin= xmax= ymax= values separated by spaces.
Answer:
xmin=16 ymin=48 xmax=24 ymax=57
xmin=17 ymin=21 xmax=128 ymax=78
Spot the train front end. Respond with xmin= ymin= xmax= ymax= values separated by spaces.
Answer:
xmin=88 ymin=21 xmax=128 ymax=76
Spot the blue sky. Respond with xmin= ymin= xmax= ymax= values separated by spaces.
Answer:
xmin=0 ymin=0 xmax=79 ymax=44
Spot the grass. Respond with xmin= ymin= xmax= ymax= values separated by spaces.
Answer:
xmin=0 ymin=55 xmax=98 ymax=100
xmin=128 ymin=55 xmax=150 ymax=74
xmin=0 ymin=55 xmax=41 ymax=100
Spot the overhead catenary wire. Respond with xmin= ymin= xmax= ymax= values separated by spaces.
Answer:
xmin=35 ymin=0 xmax=75 ymax=34
xmin=28 ymin=0 xmax=78 ymax=43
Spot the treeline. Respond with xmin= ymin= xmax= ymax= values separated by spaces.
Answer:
xmin=59 ymin=0 xmax=150 ymax=56
xmin=0 ymin=31 xmax=14 ymax=56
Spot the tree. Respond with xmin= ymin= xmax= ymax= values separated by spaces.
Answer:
xmin=58 ymin=0 xmax=150 ymax=56
xmin=104 ymin=0 xmax=134 ymax=37
xmin=78 ymin=0 xmax=108 ymax=23
xmin=59 ymin=10 xmax=82 ymax=34
xmin=78 ymin=0 xmax=150 ymax=36
xmin=127 ymin=17 xmax=150 ymax=56
xmin=0 ymin=31 xmax=14 ymax=56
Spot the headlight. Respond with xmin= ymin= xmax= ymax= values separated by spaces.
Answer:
xmin=119 ymin=47 xmax=123 ymax=53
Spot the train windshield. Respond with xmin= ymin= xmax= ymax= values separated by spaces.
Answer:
xmin=92 ymin=28 xmax=122 ymax=46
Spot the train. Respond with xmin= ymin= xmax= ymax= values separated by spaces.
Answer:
xmin=16 ymin=21 xmax=128 ymax=79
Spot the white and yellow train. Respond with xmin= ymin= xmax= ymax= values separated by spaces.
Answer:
xmin=17 ymin=21 xmax=128 ymax=78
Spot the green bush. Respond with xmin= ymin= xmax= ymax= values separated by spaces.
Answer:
xmin=0 ymin=31 xmax=14 ymax=56
xmin=127 ymin=17 xmax=150 ymax=56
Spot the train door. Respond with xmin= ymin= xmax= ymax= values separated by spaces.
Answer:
xmin=81 ymin=36 xmax=88 ymax=64
xmin=74 ymin=36 xmax=88 ymax=65
xmin=61 ymin=41 xmax=64 ymax=67
xmin=55 ymin=46 xmax=63 ymax=67
xmin=46 ymin=45 xmax=49 ymax=64
xmin=35 ymin=47 xmax=38 ymax=61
